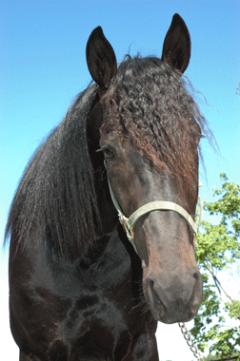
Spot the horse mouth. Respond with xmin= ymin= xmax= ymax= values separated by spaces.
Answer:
xmin=147 ymin=297 xmax=196 ymax=324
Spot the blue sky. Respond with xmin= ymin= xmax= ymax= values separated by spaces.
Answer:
xmin=0 ymin=1 xmax=239 ymax=360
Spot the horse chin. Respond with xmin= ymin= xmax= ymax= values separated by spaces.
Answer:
xmin=149 ymin=305 xmax=195 ymax=324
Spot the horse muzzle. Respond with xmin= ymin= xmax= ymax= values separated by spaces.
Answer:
xmin=143 ymin=268 xmax=202 ymax=323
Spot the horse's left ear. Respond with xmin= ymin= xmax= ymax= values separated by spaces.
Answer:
xmin=161 ymin=14 xmax=191 ymax=74
xmin=86 ymin=27 xmax=117 ymax=89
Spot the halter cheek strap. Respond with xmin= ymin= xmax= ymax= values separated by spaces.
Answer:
xmin=107 ymin=177 xmax=196 ymax=253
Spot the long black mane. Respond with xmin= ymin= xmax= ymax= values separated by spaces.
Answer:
xmin=6 ymin=85 xmax=102 ymax=257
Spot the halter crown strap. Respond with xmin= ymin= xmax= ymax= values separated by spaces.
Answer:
xmin=107 ymin=177 xmax=196 ymax=249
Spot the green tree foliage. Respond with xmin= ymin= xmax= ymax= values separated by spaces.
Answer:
xmin=191 ymin=174 xmax=240 ymax=359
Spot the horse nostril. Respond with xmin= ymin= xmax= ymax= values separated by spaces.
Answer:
xmin=146 ymin=279 xmax=168 ymax=320
xmin=148 ymin=279 xmax=165 ymax=308
xmin=193 ymin=271 xmax=200 ymax=281
xmin=151 ymin=283 xmax=161 ymax=306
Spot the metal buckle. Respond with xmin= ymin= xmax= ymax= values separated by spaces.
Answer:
xmin=118 ymin=213 xmax=134 ymax=240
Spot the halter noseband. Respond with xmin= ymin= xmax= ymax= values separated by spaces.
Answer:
xmin=107 ymin=177 xmax=197 ymax=253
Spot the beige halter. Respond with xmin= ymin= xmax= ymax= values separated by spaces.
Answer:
xmin=107 ymin=177 xmax=197 ymax=252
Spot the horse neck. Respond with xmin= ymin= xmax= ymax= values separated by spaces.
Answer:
xmin=76 ymin=227 xmax=142 ymax=294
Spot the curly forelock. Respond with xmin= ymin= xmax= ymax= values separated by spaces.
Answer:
xmin=103 ymin=56 xmax=206 ymax=178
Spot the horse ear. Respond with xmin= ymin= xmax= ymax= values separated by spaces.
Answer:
xmin=161 ymin=14 xmax=191 ymax=74
xmin=86 ymin=27 xmax=117 ymax=89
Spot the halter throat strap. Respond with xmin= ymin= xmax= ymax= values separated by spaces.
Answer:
xmin=107 ymin=177 xmax=196 ymax=251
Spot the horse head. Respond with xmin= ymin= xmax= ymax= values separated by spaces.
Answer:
xmin=86 ymin=14 xmax=203 ymax=324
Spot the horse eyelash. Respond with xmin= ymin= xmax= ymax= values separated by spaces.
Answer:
xmin=96 ymin=148 xmax=103 ymax=153
xmin=96 ymin=145 xmax=110 ymax=153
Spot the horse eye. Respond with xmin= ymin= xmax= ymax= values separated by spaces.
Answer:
xmin=96 ymin=145 xmax=116 ymax=160
xmin=103 ymin=146 xmax=115 ymax=160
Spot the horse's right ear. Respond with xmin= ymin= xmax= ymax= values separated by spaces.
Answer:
xmin=86 ymin=27 xmax=117 ymax=89
xmin=161 ymin=14 xmax=191 ymax=74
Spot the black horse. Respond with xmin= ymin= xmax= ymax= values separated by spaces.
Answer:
xmin=6 ymin=14 xmax=204 ymax=361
